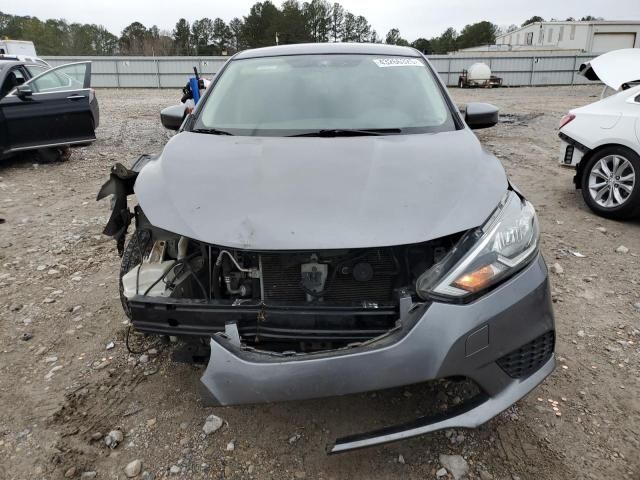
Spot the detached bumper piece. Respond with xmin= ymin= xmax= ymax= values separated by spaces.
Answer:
xmin=96 ymin=155 xmax=157 ymax=254
xmin=329 ymin=354 xmax=554 ymax=453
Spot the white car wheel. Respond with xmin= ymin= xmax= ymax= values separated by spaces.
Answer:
xmin=587 ymin=154 xmax=635 ymax=208
xmin=581 ymin=146 xmax=640 ymax=219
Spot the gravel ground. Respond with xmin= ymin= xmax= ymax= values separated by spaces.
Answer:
xmin=0 ymin=86 xmax=638 ymax=480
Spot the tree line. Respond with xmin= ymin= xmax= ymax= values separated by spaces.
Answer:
xmin=0 ymin=6 xmax=605 ymax=56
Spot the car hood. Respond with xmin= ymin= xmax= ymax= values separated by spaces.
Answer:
xmin=579 ymin=48 xmax=640 ymax=91
xmin=135 ymin=130 xmax=507 ymax=250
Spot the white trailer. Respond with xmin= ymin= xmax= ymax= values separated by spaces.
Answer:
xmin=0 ymin=40 xmax=37 ymax=56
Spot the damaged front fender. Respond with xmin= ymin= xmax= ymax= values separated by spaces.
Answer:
xmin=96 ymin=154 xmax=157 ymax=254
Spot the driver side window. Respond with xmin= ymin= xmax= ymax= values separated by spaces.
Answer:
xmin=0 ymin=67 xmax=27 ymax=98
xmin=25 ymin=65 xmax=48 ymax=77
xmin=29 ymin=63 xmax=88 ymax=93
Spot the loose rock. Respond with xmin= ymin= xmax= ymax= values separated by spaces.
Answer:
xmin=616 ymin=245 xmax=629 ymax=254
xmin=439 ymin=454 xmax=469 ymax=480
xmin=202 ymin=414 xmax=223 ymax=435
xmin=44 ymin=365 xmax=63 ymax=380
xmin=105 ymin=429 xmax=124 ymax=448
xmin=550 ymin=263 xmax=564 ymax=275
xmin=436 ymin=468 xmax=448 ymax=478
xmin=81 ymin=472 xmax=97 ymax=479
xmin=20 ymin=332 xmax=33 ymax=341
xmin=124 ymin=459 xmax=142 ymax=478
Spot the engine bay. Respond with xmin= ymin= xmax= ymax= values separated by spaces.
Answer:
xmin=121 ymin=227 xmax=461 ymax=353
xmin=98 ymin=159 xmax=467 ymax=353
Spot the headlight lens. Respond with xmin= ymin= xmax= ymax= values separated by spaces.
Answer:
xmin=417 ymin=191 xmax=539 ymax=299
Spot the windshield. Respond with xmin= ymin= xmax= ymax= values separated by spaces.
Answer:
xmin=195 ymin=54 xmax=457 ymax=136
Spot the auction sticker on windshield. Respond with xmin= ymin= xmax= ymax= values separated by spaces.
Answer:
xmin=373 ymin=58 xmax=423 ymax=67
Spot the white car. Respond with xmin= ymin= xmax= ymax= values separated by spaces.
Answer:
xmin=558 ymin=49 xmax=640 ymax=219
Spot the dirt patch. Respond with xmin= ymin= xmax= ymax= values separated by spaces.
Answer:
xmin=498 ymin=112 xmax=543 ymax=125
xmin=0 ymin=86 xmax=638 ymax=479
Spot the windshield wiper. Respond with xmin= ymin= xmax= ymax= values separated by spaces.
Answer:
xmin=192 ymin=128 xmax=234 ymax=136
xmin=288 ymin=128 xmax=402 ymax=137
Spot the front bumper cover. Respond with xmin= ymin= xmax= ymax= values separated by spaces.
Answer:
xmin=330 ymin=354 xmax=554 ymax=453
xmin=199 ymin=254 xmax=555 ymax=452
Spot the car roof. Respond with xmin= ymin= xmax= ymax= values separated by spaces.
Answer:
xmin=234 ymin=42 xmax=422 ymax=60
xmin=0 ymin=59 xmax=24 ymax=72
xmin=0 ymin=59 xmax=42 ymax=70
xmin=0 ymin=59 xmax=24 ymax=67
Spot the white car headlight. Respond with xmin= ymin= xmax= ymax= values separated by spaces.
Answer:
xmin=417 ymin=191 xmax=539 ymax=299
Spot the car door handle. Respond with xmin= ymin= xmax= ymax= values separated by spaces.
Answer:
xmin=66 ymin=94 xmax=86 ymax=100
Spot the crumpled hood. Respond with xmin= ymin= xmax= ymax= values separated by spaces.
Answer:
xmin=135 ymin=130 xmax=507 ymax=250
xmin=579 ymin=48 xmax=640 ymax=91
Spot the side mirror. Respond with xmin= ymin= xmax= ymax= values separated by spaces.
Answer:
xmin=16 ymin=85 xmax=33 ymax=100
xmin=160 ymin=104 xmax=187 ymax=131
xmin=464 ymin=103 xmax=499 ymax=130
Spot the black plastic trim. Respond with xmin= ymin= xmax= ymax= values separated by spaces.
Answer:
xmin=329 ymin=393 xmax=490 ymax=454
xmin=129 ymin=296 xmax=399 ymax=340
xmin=558 ymin=131 xmax=590 ymax=153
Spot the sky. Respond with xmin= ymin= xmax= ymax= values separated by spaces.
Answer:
xmin=2 ymin=0 xmax=640 ymax=41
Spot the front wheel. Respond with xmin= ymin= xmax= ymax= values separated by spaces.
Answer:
xmin=119 ymin=231 xmax=152 ymax=319
xmin=580 ymin=146 xmax=640 ymax=220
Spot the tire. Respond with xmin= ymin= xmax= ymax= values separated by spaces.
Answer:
xmin=580 ymin=146 xmax=640 ymax=220
xmin=35 ymin=147 xmax=69 ymax=163
xmin=119 ymin=231 xmax=152 ymax=319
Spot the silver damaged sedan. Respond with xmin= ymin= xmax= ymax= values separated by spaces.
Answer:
xmin=98 ymin=43 xmax=555 ymax=453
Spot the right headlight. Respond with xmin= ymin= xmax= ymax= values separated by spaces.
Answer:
xmin=416 ymin=190 xmax=539 ymax=300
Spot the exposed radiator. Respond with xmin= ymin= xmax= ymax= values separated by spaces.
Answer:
xmin=260 ymin=249 xmax=398 ymax=305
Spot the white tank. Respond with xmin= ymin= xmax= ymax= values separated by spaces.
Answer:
xmin=122 ymin=261 xmax=176 ymax=299
xmin=467 ymin=62 xmax=492 ymax=81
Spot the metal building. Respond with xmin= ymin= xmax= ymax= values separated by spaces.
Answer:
xmin=465 ymin=20 xmax=640 ymax=54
